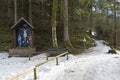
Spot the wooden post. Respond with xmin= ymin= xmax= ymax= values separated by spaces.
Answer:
xmin=28 ymin=47 xmax=31 ymax=60
xmin=34 ymin=67 xmax=37 ymax=80
xmin=66 ymin=53 xmax=68 ymax=60
xmin=13 ymin=29 xmax=16 ymax=48
xmin=31 ymin=29 xmax=35 ymax=48
xmin=46 ymin=53 xmax=48 ymax=60
xmin=83 ymin=38 xmax=86 ymax=50
xmin=56 ymin=58 xmax=59 ymax=65
xmin=28 ymin=53 xmax=31 ymax=60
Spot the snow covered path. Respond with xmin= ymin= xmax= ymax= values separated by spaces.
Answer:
xmin=0 ymin=40 xmax=120 ymax=80
xmin=39 ymin=40 xmax=120 ymax=80
xmin=55 ymin=54 xmax=120 ymax=80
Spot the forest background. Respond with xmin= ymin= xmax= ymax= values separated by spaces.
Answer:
xmin=0 ymin=0 xmax=120 ymax=53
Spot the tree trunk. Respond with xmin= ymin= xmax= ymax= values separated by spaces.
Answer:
xmin=63 ymin=0 xmax=69 ymax=41
xmin=21 ymin=0 xmax=24 ymax=16
xmin=51 ymin=0 xmax=58 ymax=48
xmin=89 ymin=0 xmax=93 ymax=35
xmin=29 ymin=0 xmax=32 ymax=23
xmin=63 ymin=0 xmax=78 ymax=53
xmin=113 ymin=0 xmax=117 ymax=48
xmin=14 ymin=0 xmax=17 ymax=23
xmin=1 ymin=0 xmax=4 ymax=11
xmin=8 ymin=0 xmax=11 ymax=18
xmin=42 ymin=0 xmax=44 ymax=16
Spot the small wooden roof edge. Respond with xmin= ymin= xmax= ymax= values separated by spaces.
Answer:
xmin=11 ymin=17 xmax=35 ymax=29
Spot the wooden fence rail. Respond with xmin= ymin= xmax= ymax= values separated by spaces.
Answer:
xmin=7 ymin=51 xmax=68 ymax=80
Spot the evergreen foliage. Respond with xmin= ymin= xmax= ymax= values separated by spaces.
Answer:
xmin=0 ymin=0 xmax=120 ymax=52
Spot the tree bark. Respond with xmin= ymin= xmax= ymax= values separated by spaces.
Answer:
xmin=89 ymin=0 xmax=93 ymax=35
xmin=63 ymin=0 xmax=69 ymax=41
xmin=63 ymin=0 xmax=78 ymax=53
xmin=8 ymin=0 xmax=11 ymax=18
xmin=14 ymin=0 xmax=17 ymax=23
xmin=113 ymin=0 xmax=117 ymax=48
xmin=29 ymin=0 xmax=32 ymax=24
xmin=42 ymin=0 xmax=44 ymax=16
xmin=21 ymin=0 xmax=24 ymax=16
xmin=51 ymin=0 xmax=58 ymax=48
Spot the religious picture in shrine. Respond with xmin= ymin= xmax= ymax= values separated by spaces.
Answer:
xmin=16 ymin=24 xmax=32 ymax=47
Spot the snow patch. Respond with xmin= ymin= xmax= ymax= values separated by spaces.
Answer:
xmin=0 ymin=40 xmax=120 ymax=80
xmin=0 ymin=52 xmax=9 ymax=59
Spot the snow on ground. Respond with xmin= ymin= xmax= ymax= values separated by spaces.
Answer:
xmin=0 ymin=40 xmax=120 ymax=80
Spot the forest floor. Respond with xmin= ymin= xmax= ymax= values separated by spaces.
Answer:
xmin=0 ymin=40 xmax=120 ymax=80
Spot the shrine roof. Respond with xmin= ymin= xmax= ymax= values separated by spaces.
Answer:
xmin=11 ymin=17 xmax=35 ymax=29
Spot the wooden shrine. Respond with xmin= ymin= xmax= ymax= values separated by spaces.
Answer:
xmin=9 ymin=17 xmax=36 ymax=57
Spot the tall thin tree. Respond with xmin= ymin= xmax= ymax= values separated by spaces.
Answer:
xmin=51 ymin=0 xmax=58 ymax=48
xmin=63 ymin=0 xmax=69 ymax=41
xmin=89 ymin=0 xmax=93 ymax=35
xmin=63 ymin=0 xmax=78 ymax=53
xmin=14 ymin=0 xmax=17 ymax=23
xmin=29 ymin=0 xmax=32 ymax=24
xmin=113 ymin=0 xmax=117 ymax=48
xmin=21 ymin=0 xmax=24 ymax=16
xmin=8 ymin=0 xmax=11 ymax=18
